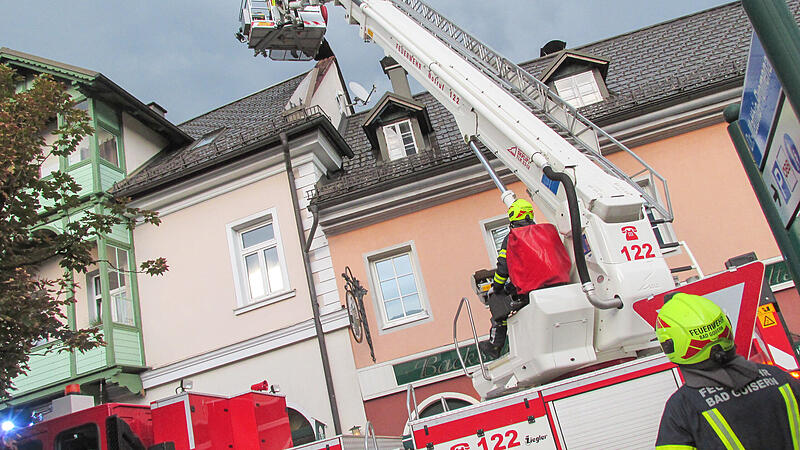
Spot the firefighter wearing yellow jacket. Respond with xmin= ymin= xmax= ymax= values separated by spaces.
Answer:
xmin=478 ymin=199 xmax=536 ymax=359
xmin=655 ymin=293 xmax=800 ymax=449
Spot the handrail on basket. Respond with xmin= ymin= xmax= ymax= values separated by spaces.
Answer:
xmin=453 ymin=297 xmax=490 ymax=381
xmin=405 ymin=383 xmax=419 ymax=422
xmin=364 ymin=421 xmax=379 ymax=450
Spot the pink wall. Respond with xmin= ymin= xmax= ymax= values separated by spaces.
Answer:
xmin=609 ymin=123 xmax=780 ymax=273
xmin=328 ymin=181 xmax=534 ymax=368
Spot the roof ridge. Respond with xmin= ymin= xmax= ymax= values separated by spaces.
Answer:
xmin=178 ymin=70 xmax=310 ymax=127
xmin=516 ymin=1 xmax=741 ymax=67
xmin=0 ymin=46 xmax=99 ymax=79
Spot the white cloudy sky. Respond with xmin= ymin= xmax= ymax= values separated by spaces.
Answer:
xmin=1 ymin=1 xmax=731 ymax=124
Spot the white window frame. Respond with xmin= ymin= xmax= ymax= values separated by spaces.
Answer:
xmin=411 ymin=392 xmax=479 ymax=420
xmin=382 ymin=119 xmax=418 ymax=161
xmin=403 ymin=392 xmax=478 ymax=438
xmin=226 ymin=208 xmax=294 ymax=314
xmin=480 ymin=215 xmax=511 ymax=263
xmin=364 ymin=241 xmax=431 ymax=331
xmin=106 ymin=245 xmax=135 ymax=326
xmin=554 ymin=71 xmax=603 ymax=108
xmin=88 ymin=271 xmax=103 ymax=324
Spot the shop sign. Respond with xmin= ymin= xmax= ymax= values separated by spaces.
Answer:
xmin=393 ymin=343 xmax=499 ymax=386
xmin=766 ymin=260 xmax=794 ymax=288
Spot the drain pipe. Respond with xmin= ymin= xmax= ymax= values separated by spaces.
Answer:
xmin=281 ymin=132 xmax=342 ymax=434
xmin=541 ymin=166 xmax=622 ymax=310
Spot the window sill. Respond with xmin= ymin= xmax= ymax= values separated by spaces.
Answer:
xmin=381 ymin=312 xmax=429 ymax=331
xmin=234 ymin=289 xmax=296 ymax=315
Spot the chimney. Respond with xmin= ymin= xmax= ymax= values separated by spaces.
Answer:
xmin=380 ymin=56 xmax=412 ymax=99
xmin=540 ymin=40 xmax=567 ymax=57
xmin=147 ymin=101 xmax=168 ymax=117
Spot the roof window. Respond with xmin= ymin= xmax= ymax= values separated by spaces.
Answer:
xmin=553 ymin=71 xmax=604 ymax=108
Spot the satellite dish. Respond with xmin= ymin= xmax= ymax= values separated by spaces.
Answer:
xmin=349 ymin=81 xmax=370 ymax=102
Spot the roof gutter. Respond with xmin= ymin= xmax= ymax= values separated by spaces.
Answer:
xmin=116 ymin=115 xmax=352 ymax=199
xmin=596 ymin=85 xmax=743 ymax=149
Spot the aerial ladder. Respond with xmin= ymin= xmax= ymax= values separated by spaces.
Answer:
xmin=237 ymin=0 xmax=689 ymax=398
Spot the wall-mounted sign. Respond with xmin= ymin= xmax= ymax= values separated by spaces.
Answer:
xmin=393 ymin=343 xmax=500 ymax=386
xmin=765 ymin=260 xmax=794 ymax=289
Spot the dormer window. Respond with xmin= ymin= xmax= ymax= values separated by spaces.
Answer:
xmin=540 ymin=50 xmax=609 ymax=109
xmin=362 ymin=93 xmax=433 ymax=163
xmin=383 ymin=119 xmax=418 ymax=160
xmin=554 ymin=71 xmax=603 ymax=108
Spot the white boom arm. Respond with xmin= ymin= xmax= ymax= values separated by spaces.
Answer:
xmin=329 ymin=0 xmax=676 ymax=394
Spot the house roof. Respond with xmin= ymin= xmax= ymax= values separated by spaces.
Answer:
xmin=112 ymin=58 xmax=352 ymax=199
xmin=0 ymin=47 xmax=192 ymax=147
xmin=313 ymin=1 xmax=793 ymax=207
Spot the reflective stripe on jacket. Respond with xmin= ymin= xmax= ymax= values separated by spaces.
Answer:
xmin=656 ymin=364 xmax=800 ymax=449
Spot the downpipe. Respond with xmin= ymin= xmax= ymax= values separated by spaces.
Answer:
xmin=542 ymin=166 xmax=623 ymax=310
xmin=281 ymin=133 xmax=343 ymax=434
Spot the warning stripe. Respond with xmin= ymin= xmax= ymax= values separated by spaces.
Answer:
xmin=412 ymin=398 xmax=546 ymax=447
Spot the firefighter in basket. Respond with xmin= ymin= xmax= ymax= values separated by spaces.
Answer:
xmin=478 ymin=198 xmax=571 ymax=359
xmin=655 ymin=293 xmax=800 ymax=449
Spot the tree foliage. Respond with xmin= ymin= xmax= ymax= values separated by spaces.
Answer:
xmin=0 ymin=64 xmax=167 ymax=398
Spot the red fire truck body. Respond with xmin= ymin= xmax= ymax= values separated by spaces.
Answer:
xmin=409 ymin=355 xmax=680 ymax=450
xmin=11 ymin=390 xmax=293 ymax=450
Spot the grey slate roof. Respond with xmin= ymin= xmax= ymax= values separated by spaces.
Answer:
xmin=113 ymin=73 xmax=309 ymax=197
xmin=313 ymin=1 xmax=793 ymax=207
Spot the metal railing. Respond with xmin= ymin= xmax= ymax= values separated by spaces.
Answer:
xmin=389 ymin=0 xmax=674 ymax=222
xmin=405 ymin=384 xmax=419 ymax=422
xmin=453 ymin=297 xmax=489 ymax=381
xmin=364 ymin=422 xmax=379 ymax=450
xmin=284 ymin=105 xmax=331 ymax=123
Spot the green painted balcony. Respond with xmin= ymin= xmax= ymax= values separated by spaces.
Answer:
xmin=8 ymin=325 xmax=145 ymax=404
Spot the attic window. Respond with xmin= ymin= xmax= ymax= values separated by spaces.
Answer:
xmin=191 ymin=130 xmax=222 ymax=150
xmin=553 ymin=71 xmax=603 ymax=108
xmin=382 ymin=120 xmax=418 ymax=160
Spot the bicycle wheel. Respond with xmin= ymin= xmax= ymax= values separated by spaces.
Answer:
xmin=346 ymin=290 xmax=363 ymax=343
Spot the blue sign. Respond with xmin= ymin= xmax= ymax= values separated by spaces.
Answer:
xmin=540 ymin=173 xmax=560 ymax=195
xmin=740 ymin=34 xmax=783 ymax=167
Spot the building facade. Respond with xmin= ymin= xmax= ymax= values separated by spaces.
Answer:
xmin=112 ymin=57 xmax=367 ymax=439
xmin=2 ymin=49 xmax=369 ymax=440
xmin=0 ymin=47 xmax=192 ymax=410
xmin=313 ymin=1 xmax=800 ymax=435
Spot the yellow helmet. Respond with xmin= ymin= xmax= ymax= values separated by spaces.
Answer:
xmin=508 ymin=199 xmax=534 ymax=223
xmin=655 ymin=293 xmax=734 ymax=365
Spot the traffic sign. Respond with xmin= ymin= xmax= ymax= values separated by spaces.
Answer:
xmin=758 ymin=304 xmax=778 ymax=328
xmin=755 ymin=302 xmax=799 ymax=371
xmin=633 ymin=261 xmax=764 ymax=358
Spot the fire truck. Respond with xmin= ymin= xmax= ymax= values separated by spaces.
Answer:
xmin=236 ymin=0 xmax=800 ymax=448
xmin=5 ymin=381 xmax=402 ymax=450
